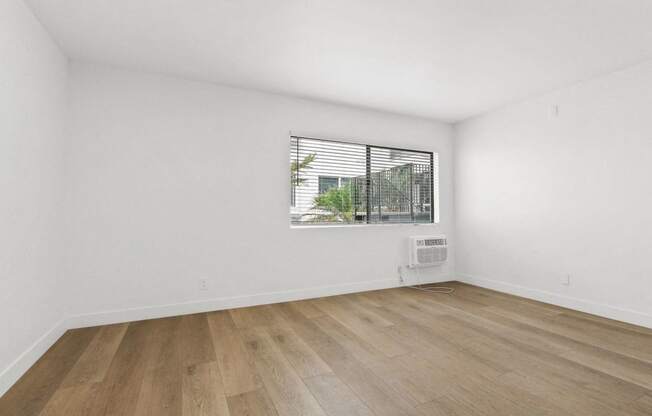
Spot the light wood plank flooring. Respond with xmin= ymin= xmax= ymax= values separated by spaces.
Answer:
xmin=1 ymin=282 xmax=651 ymax=415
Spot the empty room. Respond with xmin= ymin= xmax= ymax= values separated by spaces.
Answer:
xmin=2 ymin=0 xmax=652 ymax=415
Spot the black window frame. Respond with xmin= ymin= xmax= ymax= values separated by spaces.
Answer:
xmin=290 ymin=135 xmax=437 ymax=226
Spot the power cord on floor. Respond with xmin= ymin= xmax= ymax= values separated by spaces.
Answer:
xmin=399 ymin=265 xmax=455 ymax=294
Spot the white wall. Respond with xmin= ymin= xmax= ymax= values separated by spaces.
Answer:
xmin=455 ymin=60 xmax=652 ymax=327
xmin=64 ymin=63 xmax=454 ymax=325
xmin=0 ymin=0 xmax=68 ymax=394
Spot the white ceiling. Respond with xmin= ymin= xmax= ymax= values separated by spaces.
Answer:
xmin=27 ymin=0 xmax=652 ymax=122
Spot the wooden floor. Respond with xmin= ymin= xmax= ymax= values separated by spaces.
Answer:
xmin=2 ymin=282 xmax=652 ymax=416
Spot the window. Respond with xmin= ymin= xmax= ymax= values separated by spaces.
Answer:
xmin=318 ymin=176 xmax=340 ymax=194
xmin=290 ymin=136 xmax=438 ymax=226
xmin=318 ymin=176 xmax=350 ymax=194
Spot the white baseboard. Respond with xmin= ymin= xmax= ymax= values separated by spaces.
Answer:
xmin=0 ymin=318 xmax=68 ymax=397
xmin=66 ymin=277 xmax=406 ymax=329
xmin=458 ymin=273 xmax=652 ymax=329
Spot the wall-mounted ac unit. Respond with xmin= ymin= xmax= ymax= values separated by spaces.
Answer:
xmin=408 ymin=235 xmax=447 ymax=267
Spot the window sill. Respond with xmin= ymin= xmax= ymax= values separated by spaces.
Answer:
xmin=289 ymin=222 xmax=440 ymax=230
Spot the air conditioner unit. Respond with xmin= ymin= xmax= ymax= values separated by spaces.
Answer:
xmin=408 ymin=235 xmax=447 ymax=267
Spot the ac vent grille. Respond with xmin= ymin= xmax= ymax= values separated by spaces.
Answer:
xmin=417 ymin=247 xmax=446 ymax=263
xmin=409 ymin=235 xmax=447 ymax=267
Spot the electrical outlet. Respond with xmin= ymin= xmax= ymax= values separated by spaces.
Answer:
xmin=199 ymin=278 xmax=209 ymax=291
xmin=561 ymin=274 xmax=570 ymax=286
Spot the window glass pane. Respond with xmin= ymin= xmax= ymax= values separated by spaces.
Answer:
xmin=290 ymin=137 xmax=366 ymax=225
xmin=368 ymin=147 xmax=434 ymax=224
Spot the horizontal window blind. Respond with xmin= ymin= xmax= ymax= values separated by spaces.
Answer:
xmin=290 ymin=136 xmax=438 ymax=226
